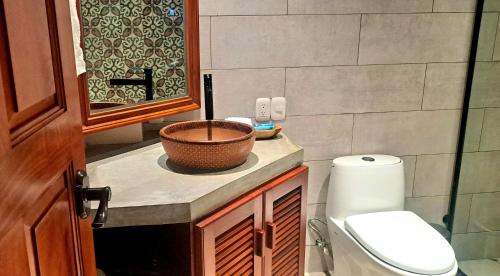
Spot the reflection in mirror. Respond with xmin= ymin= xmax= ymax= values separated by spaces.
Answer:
xmin=86 ymin=121 xmax=164 ymax=163
xmin=80 ymin=0 xmax=187 ymax=114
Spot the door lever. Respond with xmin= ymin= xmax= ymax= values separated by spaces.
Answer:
xmin=75 ymin=170 xmax=112 ymax=228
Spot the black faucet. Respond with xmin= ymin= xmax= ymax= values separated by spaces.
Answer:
xmin=109 ymin=68 xmax=153 ymax=101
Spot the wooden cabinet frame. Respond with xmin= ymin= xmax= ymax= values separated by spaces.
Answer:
xmin=263 ymin=166 xmax=308 ymax=275
xmin=195 ymin=191 xmax=263 ymax=275
xmin=194 ymin=166 xmax=308 ymax=276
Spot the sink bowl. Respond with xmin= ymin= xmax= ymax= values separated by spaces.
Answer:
xmin=159 ymin=120 xmax=256 ymax=170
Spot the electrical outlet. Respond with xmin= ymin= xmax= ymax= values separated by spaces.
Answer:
xmin=255 ymin=98 xmax=271 ymax=122
xmin=271 ymin=97 xmax=286 ymax=121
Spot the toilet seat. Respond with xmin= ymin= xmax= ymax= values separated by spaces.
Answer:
xmin=344 ymin=211 xmax=456 ymax=275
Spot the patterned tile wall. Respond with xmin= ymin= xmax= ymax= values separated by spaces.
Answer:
xmin=81 ymin=0 xmax=187 ymax=104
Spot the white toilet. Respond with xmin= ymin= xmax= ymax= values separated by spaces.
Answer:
xmin=326 ymin=155 xmax=458 ymax=276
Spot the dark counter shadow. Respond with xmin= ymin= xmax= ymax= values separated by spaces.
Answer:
xmin=157 ymin=152 xmax=259 ymax=175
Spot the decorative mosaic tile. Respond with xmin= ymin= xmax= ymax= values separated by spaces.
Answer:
xmin=82 ymin=0 xmax=187 ymax=104
xmin=102 ymin=38 xmax=122 ymax=58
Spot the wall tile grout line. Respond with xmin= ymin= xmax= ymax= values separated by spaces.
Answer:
xmin=456 ymin=190 xmax=500 ymax=196
xmin=283 ymin=68 xmax=288 ymax=98
xmin=406 ymin=194 xmax=449 ymax=199
xmin=477 ymin=108 xmax=487 ymax=151
xmin=207 ymin=61 xmax=469 ymax=71
xmin=302 ymin=150 xmax=496 ymax=163
xmin=455 ymin=229 xmax=500 ymax=235
xmin=491 ymin=13 xmax=500 ymax=60
xmin=411 ymin=156 xmax=418 ymax=197
xmin=198 ymin=12 xmax=476 ymax=17
xmin=356 ymin=14 xmax=363 ymax=65
xmin=350 ymin=114 xmax=355 ymax=154
xmin=464 ymin=193 xmax=474 ymax=233
xmin=301 ymin=150 xmax=495 ymax=163
xmin=209 ymin=16 xmax=213 ymax=70
xmin=420 ymin=64 xmax=428 ymax=110
xmin=286 ymin=108 xmax=463 ymax=118
xmin=432 ymin=0 xmax=435 ymax=13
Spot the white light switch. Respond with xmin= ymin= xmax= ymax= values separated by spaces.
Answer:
xmin=271 ymin=97 xmax=286 ymax=121
xmin=255 ymin=98 xmax=271 ymax=122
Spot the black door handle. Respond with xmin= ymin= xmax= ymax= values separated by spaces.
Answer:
xmin=75 ymin=170 xmax=112 ymax=228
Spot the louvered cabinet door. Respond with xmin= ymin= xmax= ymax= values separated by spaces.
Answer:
xmin=195 ymin=193 xmax=264 ymax=276
xmin=263 ymin=166 xmax=308 ymax=276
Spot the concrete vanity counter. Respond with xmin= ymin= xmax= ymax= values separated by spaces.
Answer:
xmin=87 ymin=134 xmax=303 ymax=227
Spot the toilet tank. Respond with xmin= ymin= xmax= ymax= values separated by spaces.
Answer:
xmin=326 ymin=155 xmax=405 ymax=221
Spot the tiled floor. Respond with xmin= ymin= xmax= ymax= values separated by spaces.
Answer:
xmin=305 ymin=260 xmax=500 ymax=276
xmin=459 ymin=259 xmax=500 ymax=276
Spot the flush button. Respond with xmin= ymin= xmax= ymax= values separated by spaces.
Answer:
xmin=362 ymin=156 xmax=375 ymax=162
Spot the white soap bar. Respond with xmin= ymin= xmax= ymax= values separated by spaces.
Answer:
xmin=225 ymin=117 xmax=253 ymax=126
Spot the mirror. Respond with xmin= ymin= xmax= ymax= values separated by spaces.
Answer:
xmin=78 ymin=0 xmax=200 ymax=133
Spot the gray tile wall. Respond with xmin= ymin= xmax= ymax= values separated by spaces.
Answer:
xmin=165 ymin=0 xmax=500 ymax=271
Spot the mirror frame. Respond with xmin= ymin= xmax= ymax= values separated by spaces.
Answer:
xmin=77 ymin=0 xmax=200 ymax=133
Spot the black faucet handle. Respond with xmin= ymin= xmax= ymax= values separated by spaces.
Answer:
xmin=203 ymin=74 xmax=214 ymax=120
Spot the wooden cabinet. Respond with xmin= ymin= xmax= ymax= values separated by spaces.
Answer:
xmin=195 ymin=166 xmax=308 ymax=276
xmin=263 ymin=167 xmax=308 ymax=275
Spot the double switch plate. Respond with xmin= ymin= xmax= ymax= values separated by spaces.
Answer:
xmin=256 ymin=97 xmax=286 ymax=122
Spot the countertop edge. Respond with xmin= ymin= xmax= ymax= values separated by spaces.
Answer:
xmin=99 ymin=203 xmax=192 ymax=228
xmin=190 ymin=148 xmax=304 ymax=222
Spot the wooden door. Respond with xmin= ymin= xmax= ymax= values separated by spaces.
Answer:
xmin=263 ymin=166 xmax=308 ymax=276
xmin=0 ymin=0 xmax=96 ymax=275
xmin=195 ymin=191 xmax=264 ymax=276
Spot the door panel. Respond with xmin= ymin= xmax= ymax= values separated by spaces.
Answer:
xmin=195 ymin=192 xmax=263 ymax=276
xmin=0 ymin=223 xmax=32 ymax=275
xmin=0 ymin=0 xmax=96 ymax=275
xmin=263 ymin=166 xmax=308 ymax=276
xmin=3 ymin=0 xmax=57 ymax=111
xmin=35 ymin=190 xmax=78 ymax=276
xmin=1 ymin=0 xmax=67 ymax=145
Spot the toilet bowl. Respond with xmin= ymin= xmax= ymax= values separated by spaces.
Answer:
xmin=326 ymin=155 xmax=458 ymax=276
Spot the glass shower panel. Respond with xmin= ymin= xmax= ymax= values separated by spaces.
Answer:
xmin=450 ymin=0 xmax=500 ymax=275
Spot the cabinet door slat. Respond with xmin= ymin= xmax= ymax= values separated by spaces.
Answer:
xmin=216 ymin=249 xmax=253 ymax=275
xmin=270 ymin=186 xmax=303 ymax=276
xmin=215 ymin=215 xmax=255 ymax=274
xmin=273 ymin=200 xmax=301 ymax=223
xmin=273 ymin=192 xmax=301 ymax=216
xmin=274 ymin=230 xmax=300 ymax=256
xmin=273 ymin=244 xmax=299 ymax=272
xmin=215 ymin=224 xmax=253 ymax=256
xmin=216 ymin=238 xmax=253 ymax=268
xmin=215 ymin=217 xmax=253 ymax=246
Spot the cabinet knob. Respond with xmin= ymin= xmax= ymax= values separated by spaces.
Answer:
xmin=255 ymin=229 xmax=264 ymax=257
xmin=266 ymin=222 xmax=276 ymax=250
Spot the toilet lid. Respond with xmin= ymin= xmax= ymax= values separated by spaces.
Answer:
xmin=345 ymin=211 xmax=456 ymax=275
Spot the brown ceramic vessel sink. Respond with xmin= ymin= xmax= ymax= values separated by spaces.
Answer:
xmin=160 ymin=120 xmax=256 ymax=171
